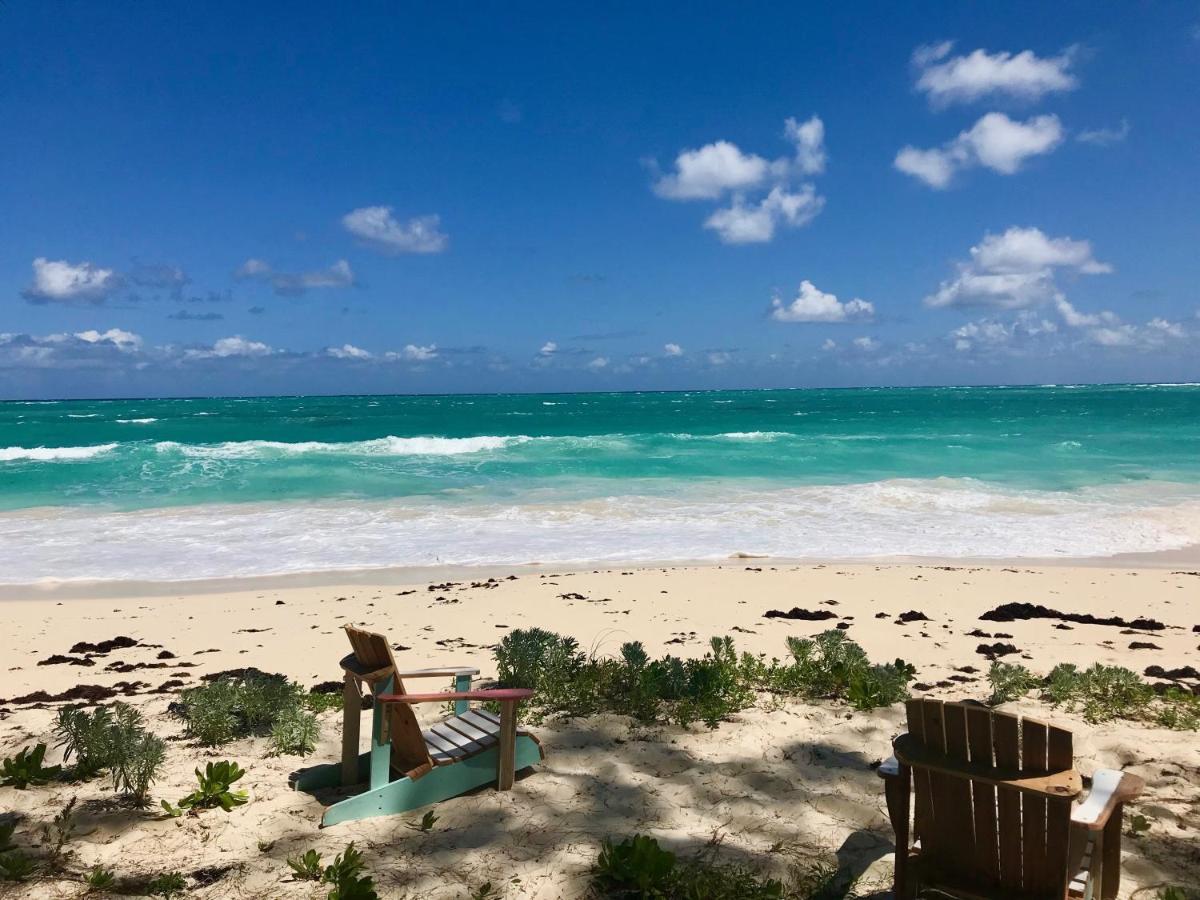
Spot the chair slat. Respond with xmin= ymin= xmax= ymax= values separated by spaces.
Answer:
xmin=942 ymin=704 xmax=977 ymax=877
xmin=965 ymin=705 xmax=1000 ymax=884
xmin=1022 ymin=719 xmax=1050 ymax=894
xmin=920 ymin=700 xmax=956 ymax=866
xmin=993 ymin=712 xmax=1023 ymax=891
xmin=906 ymin=700 xmax=935 ymax=853
xmin=458 ymin=709 xmax=502 ymax=735
xmin=442 ymin=715 xmax=497 ymax=746
xmin=429 ymin=722 xmax=485 ymax=753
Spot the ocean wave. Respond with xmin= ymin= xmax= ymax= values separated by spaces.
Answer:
xmin=116 ymin=418 xmax=158 ymax=424
xmin=153 ymin=434 xmax=531 ymax=459
xmin=0 ymin=443 xmax=118 ymax=462
xmin=3 ymin=478 xmax=1199 ymax=582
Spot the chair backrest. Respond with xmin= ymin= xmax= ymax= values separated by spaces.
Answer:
xmin=905 ymin=698 xmax=1075 ymax=899
xmin=343 ymin=625 xmax=432 ymax=778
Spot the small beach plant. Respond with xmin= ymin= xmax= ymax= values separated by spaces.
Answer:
xmin=180 ymin=670 xmax=308 ymax=746
xmin=84 ymin=865 xmax=117 ymax=891
xmin=269 ymin=706 xmax=320 ymax=757
xmin=0 ymin=850 xmax=36 ymax=882
xmin=321 ymin=843 xmax=378 ymax=900
xmin=287 ymin=848 xmax=323 ymax=881
xmin=162 ymin=760 xmax=248 ymax=815
xmin=55 ymin=703 xmax=166 ymax=805
xmin=0 ymin=743 xmax=62 ymax=789
xmin=987 ymin=661 xmax=1040 ymax=705
xmin=146 ymin=871 xmax=187 ymax=898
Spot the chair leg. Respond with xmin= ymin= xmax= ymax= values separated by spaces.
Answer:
xmin=369 ymin=674 xmax=393 ymax=790
xmin=883 ymin=766 xmax=913 ymax=900
xmin=497 ymin=699 xmax=517 ymax=790
xmin=1100 ymin=804 xmax=1123 ymax=900
xmin=341 ymin=674 xmax=361 ymax=787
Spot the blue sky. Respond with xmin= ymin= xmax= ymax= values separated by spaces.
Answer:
xmin=2 ymin=1 xmax=1198 ymax=398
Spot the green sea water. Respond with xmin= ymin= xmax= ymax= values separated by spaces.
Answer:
xmin=2 ymin=384 xmax=1199 ymax=582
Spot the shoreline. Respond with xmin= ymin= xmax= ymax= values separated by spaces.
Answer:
xmin=4 ymin=543 xmax=1199 ymax=601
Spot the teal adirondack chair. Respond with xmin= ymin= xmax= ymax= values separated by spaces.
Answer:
xmin=292 ymin=624 xmax=544 ymax=826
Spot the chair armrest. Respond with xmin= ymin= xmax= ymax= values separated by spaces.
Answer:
xmin=876 ymin=756 xmax=901 ymax=778
xmin=376 ymin=688 xmax=535 ymax=705
xmin=1071 ymin=769 xmax=1145 ymax=831
xmin=394 ymin=666 xmax=480 ymax=679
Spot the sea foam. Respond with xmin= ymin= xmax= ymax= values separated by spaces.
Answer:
xmin=0 ymin=443 xmax=118 ymax=462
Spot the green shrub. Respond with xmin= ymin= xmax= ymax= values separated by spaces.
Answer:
xmin=147 ymin=871 xmax=187 ymax=898
xmin=1044 ymin=663 xmax=1154 ymax=724
xmin=987 ymin=662 xmax=1040 ymax=705
xmin=56 ymin=703 xmax=165 ymax=805
xmin=162 ymin=760 xmax=248 ymax=815
xmin=180 ymin=671 xmax=306 ymax=747
xmin=322 ymin=843 xmax=378 ymax=900
xmin=287 ymin=848 xmax=323 ymax=881
xmin=0 ymin=850 xmax=36 ymax=882
xmin=494 ymin=628 xmax=913 ymax=729
xmin=40 ymin=797 xmax=81 ymax=871
xmin=592 ymin=834 xmax=793 ymax=899
xmin=269 ymin=706 xmax=320 ymax=757
xmin=85 ymin=865 xmax=116 ymax=891
xmin=1 ymin=743 xmax=62 ymax=788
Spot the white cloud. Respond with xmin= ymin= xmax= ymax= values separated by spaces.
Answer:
xmin=706 ymin=350 xmax=732 ymax=366
xmin=1077 ymin=119 xmax=1130 ymax=146
xmin=913 ymin=44 xmax=1078 ymax=106
xmin=539 ymin=341 xmax=557 ymax=356
xmin=326 ymin=343 xmax=372 ymax=360
xmin=783 ymin=115 xmax=826 ymax=175
xmin=926 ymin=227 xmax=1111 ymax=310
xmin=74 ymin=328 xmax=142 ymax=350
xmin=235 ymin=258 xmax=355 ymax=296
xmin=895 ymin=113 xmax=1063 ymax=188
xmin=586 ymin=356 xmax=609 ymax=370
xmin=185 ymin=336 xmax=274 ymax=359
xmin=651 ymin=117 xmax=827 ymax=243
xmin=652 ymin=141 xmax=770 ymax=200
xmin=820 ymin=338 xmax=838 ymax=351
xmin=852 ymin=336 xmax=880 ymax=352
xmin=23 ymin=257 xmax=120 ymax=304
xmin=663 ymin=342 xmax=683 ymax=357
xmin=342 ymin=206 xmax=448 ymax=254
xmin=770 ymin=280 xmax=874 ymax=323
xmin=393 ymin=343 xmax=438 ymax=362
xmin=704 ymin=185 xmax=824 ymax=244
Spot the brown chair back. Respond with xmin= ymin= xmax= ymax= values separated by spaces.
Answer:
xmin=343 ymin=625 xmax=432 ymax=779
xmin=905 ymin=698 xmax=1075 ymax=899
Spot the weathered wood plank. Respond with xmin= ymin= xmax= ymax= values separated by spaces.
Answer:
xmin=1022 ymin=719 xmax=1050 ymax=894
xmin=906 ymin=700 xmax=936 ymax=854
xmin=497 ymin=700 xmax=518 ymax=790
xmin=993 ymin=712 xmax=1023 ymax=892
xmin=965 ymin=705 xmax=1000 ymax=884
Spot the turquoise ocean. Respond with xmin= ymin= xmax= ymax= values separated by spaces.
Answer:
xmin=3 ymin=384 xmax=1200 ymax=583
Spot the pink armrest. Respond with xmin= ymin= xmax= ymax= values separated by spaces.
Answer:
xmin=376 ymin=688 xmax=535 ymax=704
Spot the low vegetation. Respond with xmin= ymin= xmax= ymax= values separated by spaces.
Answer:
xmin=987 ymin=661 xmax=1199 ymax=729
xmin=495 ymin=628 xmax=914 ymax=728
xmin=591 ymin=834 xmax=837 ymax=899
xmin=162 ymin=760 xmax=248 ymax=815
xmin=287 ymin=843 xmax=378 ymax=899
xmin=177 ymin=669 xmax=322 ymax=754
xmin=0 ymin=743 xmax=62 ymax=789
xmin=55 ymin=703 xmax=166 ymax=806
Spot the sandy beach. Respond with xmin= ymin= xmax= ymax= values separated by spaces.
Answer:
xmin=1 ymin=561 xmax=1197 ymax=897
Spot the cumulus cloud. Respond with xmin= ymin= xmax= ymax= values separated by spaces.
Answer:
xmin=386 ymin=344 xmax=438 ymax=362
xmin=912 ymin=43 xmax=1078 ymax=106
xmin=926 ymin=227 xmax=1110 ymax=311
xmin=586 ymin=356 xmax=610 ymax=370
xmin=706 ymin=350 xmax=732 ymax=366
xmin=783 ymin=115 xmax=826 ymax=175
xmin=74 ymin=328 xmax=142 ymax=350
xmin=895 ymin=113 xmax=1063 ymax=188
xmin=704 ymin=185 xmax=824 ymax=244
xmin=852 ymin=336 xmax=880 ymax=352
xmin=200 ymin=336 xmax=273 ymax=358
xmin=0 ymin=328 xmax=147 ymax=369
xmin=326 ymin=343 xmax=372 ymax=360
xmin=235 ymin=258 xmax=355 ymax=296
xmin=1077 ymin=119 xmax=1130 ymax=146
xmin=539 ymin=341 xmax=557 ymax=356
xmin=650 ymin=117 xmax=827 ymax=243
xmin=652 ymin=141 xmax=770 ymax=199
xmin=22 ymin=257 xmax=120 ymax=304
xmin=770 ymin=280 xmax=874 ymax=323
xmin=663 ymin=342 xmax=683 ymax=357
xmin=341 ymin=206 xmax=448 ymax=254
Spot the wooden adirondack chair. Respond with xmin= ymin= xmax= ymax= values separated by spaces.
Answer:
xmin=877 ymin=698 xmax=1144 ymax=900
xmin=292 ymin=625 xmax=545 ymax=826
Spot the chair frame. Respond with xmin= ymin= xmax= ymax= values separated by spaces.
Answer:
xmin=292 ymin=625 xmax=544 ymax=826
xmin=878 ymin=698 xmax=1143 ymax=900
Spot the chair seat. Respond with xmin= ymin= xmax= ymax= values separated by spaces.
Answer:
xmin=421 ymin=708 xmax=533 ymax=765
